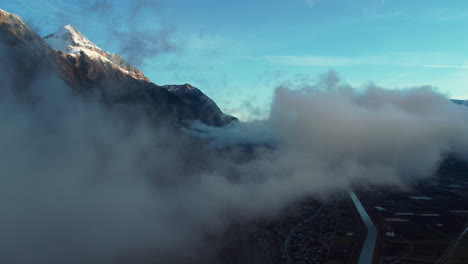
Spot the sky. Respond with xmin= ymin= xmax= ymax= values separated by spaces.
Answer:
xmin=2 ymin=0 xmax=468 ymax=120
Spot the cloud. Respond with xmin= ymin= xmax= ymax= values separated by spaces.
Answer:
xmin=199 ymin=71 xmax=468 ymax=191
xmin=301 ymin=0 xmax=316 ymax=7
xmin=423 ymin=64 xmax=468 ymax=69
xmin=418 ymin=8 xmax=468 ymax=22
xmin=221 ymin=98 xmax=269 ymax=122
xmin=85 ymin=0 xmax=180 ymax=66
xmin=109 ymin=26 xmax=179 ymax=66
xmin=85 ymin=0 xmax=112 ymax=13
xmin=0 ymin=34 xmax=260 ymax=263
xmin=256 ymin=55 xmax=363 ymax=67
xmin=253 ymin=54 xmax=468 ymax=70
xmin=3 ymin=19 xmax=468 ymax=263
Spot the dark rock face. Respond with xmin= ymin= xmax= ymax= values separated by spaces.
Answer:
xmin=163 ymin=84 xmax=238 ymax=126
xmin=0 ymin=10 xmax=56 ymax=93
xmin=0 ymin=10 xmax=51 ymax=55
xmin=452 ymin=99 xmax=468 ymax=106
xmin=0 ymin=9 xmax=236 ymax=127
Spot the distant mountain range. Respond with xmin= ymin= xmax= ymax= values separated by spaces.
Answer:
xmin=0 ymin=9 xmax=237 ymax=127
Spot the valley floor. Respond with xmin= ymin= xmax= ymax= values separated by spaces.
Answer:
xmin=239 ymin=165 xmax=468 ymax=264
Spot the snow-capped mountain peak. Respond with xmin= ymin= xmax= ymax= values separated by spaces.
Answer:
xmin=44 ymin=25 xmax=100 ymax=54
xmin=44 ymin=25 xmax=149 ymax=82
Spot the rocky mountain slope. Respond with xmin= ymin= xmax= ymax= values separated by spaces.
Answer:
xmin=44 ymin=25 xmax=149 ymax=82
xmin=0 ymin=9 xmax=237 ymax=127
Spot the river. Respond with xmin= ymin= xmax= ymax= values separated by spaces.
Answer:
xmin=349 ymin=190 xmax=377 ymax=264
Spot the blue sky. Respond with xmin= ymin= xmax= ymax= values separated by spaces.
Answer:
xmin=2 ymin=0 xmax=468 ymax=120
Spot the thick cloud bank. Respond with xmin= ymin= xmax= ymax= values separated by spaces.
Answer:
xmin=1 ymin=67 xmax=468 ymax=263
xmin=268 ymin=72 xmax=468 ymax=186
xmin=198 ymin=71 xmax=468 ymax=191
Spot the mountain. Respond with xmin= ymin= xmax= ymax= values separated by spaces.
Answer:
xmin=163 ymin=84 xmax=238 ymax=126
xmin=452 ymin=99 xmax=468 ymax=106
xmin=44 ymin=25 xmax=149 ymax=82
xmin=0 ymin=9 xmax=50 ymax=55
xmin=0 ymin=9 xmax=237 ymax=127
xmin=0 ymin=9 xmax=57 ymax=91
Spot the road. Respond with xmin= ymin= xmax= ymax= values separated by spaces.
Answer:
xmin=283 ymin=204 xmax=324 ymax=264
xmin=438 ymin=225 xmax=468 ymax=264
xmin=349 ymin=191 xmax=377 ymax=264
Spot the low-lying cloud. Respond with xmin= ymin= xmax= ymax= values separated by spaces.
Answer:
xmin=1 ymin=43 xmax=468 ymax=264
xmin=198 ymin=72 xmax=468 ymax=192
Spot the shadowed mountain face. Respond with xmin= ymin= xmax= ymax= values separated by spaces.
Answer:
xmin=0 ymin=9 xmax=237 ymax=127
xmin=0 ymin=9 xmax=55 ymax=94
xmin=163 ymin=84 xmax=239 ymax=126
xmin=452 ymin=99 xmax=468 ymax=106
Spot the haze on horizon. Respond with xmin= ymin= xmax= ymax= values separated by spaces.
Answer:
xmin=2 ymin=0 xmax=468 ymax=120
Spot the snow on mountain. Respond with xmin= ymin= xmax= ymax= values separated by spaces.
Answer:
xmin=44 ymin=25 xmax=148 ymax=82
xmin=44 ymin=25 xmax=99 ymax=53
xmin=1 ymin=8 xmax=237 ymax=127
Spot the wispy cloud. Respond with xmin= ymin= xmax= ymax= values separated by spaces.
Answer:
xmin=252 ymin=54 xmax=404 ymax=68
xmin=298 ymin=0 xmax=316 ymax=7
xmin=419 ymin=8 xmax=468 ymax=22
xmin=255 ymin=55 xmax=363 ymax=67
xmin=363 ymin=8 xmax=468 ymax=22
xmin=423 ymin=64 xmax=468 ymax=69
xmin=252 ymin=54 xmax=468 ymax=70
